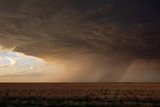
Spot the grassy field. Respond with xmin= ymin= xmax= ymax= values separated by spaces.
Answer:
xmin=0 ymin=83 xmax=160 ymax=106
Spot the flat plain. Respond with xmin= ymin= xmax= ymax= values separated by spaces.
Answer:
xmin=0 ymin=83 xmax=160 ymax=107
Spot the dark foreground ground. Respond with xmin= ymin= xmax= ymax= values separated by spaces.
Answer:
xmin=0 ymin=83 xmax=160 ymax=107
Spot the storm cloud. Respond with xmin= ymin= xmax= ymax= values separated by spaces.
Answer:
xmin=0 ymin=0 xmax=160 ymax=82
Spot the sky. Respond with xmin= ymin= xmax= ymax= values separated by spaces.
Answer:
xmin=0 ymin=0 xmax=160 ymax=82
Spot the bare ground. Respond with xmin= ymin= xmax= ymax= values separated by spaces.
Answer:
xmin=0 ymin=83 xmax=160 ymax=107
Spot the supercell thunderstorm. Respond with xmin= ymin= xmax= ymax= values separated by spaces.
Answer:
xmin=0 ymin=0 xmax=160 ymax=81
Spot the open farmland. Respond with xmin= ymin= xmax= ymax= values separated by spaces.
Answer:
xmin=0 ymin=83 xmax=160 ymax=106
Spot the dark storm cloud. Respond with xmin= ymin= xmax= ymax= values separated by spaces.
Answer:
xmin=0 ymin=0 xmax=160 ymax=81
xmin=0 ymin=0 xmax=159 ymax=58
